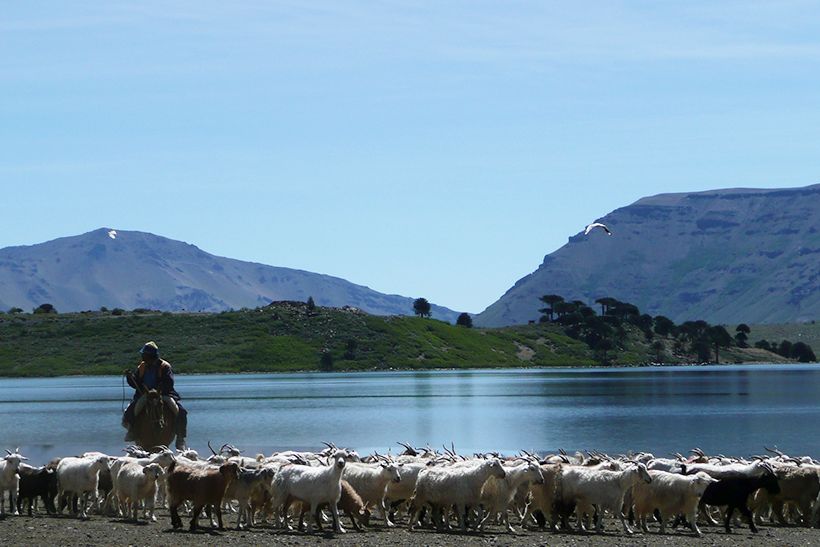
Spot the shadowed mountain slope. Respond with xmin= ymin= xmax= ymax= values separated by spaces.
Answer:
xmin=476 ymin=184 xmax=820 ymax=327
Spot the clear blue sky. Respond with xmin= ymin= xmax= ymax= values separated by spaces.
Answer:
xmin=2 ymin=2 xmax=819 ymax=313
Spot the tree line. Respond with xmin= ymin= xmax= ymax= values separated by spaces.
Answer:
xmin=537 ymin=294 xmax=816 ymax=364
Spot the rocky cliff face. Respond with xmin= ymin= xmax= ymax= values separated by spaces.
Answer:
xmin=0 ymin=229 xmax=459 ymax=321
xmin=476 ymin=184 xmax=820 ymax=327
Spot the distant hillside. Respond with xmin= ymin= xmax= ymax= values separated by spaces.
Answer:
xmin=0 ymin=229 xmax=459 ymax=322
xmin=476 ymin=184 xmax=820 ymax=327
xmin=0 ymin=303 xmax=791 ymax=377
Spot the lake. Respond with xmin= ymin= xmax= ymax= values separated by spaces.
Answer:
xmin=1 ymin=364 xmax=818 ymax=465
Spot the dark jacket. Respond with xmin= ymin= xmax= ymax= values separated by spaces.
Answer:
xmin=127 ymin=359 xmax=180 ymax=400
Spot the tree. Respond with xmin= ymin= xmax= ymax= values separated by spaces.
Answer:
xmin=456 ymin=313 xmax=473 ymax=328
xmin=306 ymin=296 xmax=316 ymax=311
xmin=692 ymin=338 xmax=712 ymax=363
xmin=791 ymin=342 xmax=817 ymax=363
xmin=651 ymin=340 xmax=665 ymax=363
xmin=610 ymin=301 xmax=639 ymax=322
xmin=778 ymin=340 xmax=793 ymax=358
xmin=594 ymin=338 xmax=614 ymax=364
xmin=319 ymin=349 xmax=334 ymax=371
xmin=33 ymin=303 xmax=57 ymax=314
xmin=8 ymin=307 xmax=23 ymax=314
xmin=735 ymin=323 xmax=750 ymax=348
xmin=708 ymin=325 xmax=733 ymax=364
xmin=595 ymin=297 xmax=619 ymax=316
xmin=553 ymin=301 xmax=576 ymax=319
xmin=654 ymin=315 xmax=675 ymax=337
xmin=413 ymin=298 xmax=431 ymax=318
xmin=343 ymin=338 xmax=357 ymax=360
xmin=538 ymin=295 xmax=564 ymax=322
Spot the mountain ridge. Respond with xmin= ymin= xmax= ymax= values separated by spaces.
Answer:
xmin=0 ymin=228 xmax=460 ymax=322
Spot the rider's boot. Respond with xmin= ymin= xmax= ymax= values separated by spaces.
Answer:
xmin=175 ymin=412 xmax=188 ymax=450
xmin=122 ymin=420 xmax=136 ymax=442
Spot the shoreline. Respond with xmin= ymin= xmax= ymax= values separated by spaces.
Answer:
xmin=0 ymin=360 xmax=811 ymax=380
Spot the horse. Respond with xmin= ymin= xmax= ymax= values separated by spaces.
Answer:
xmin=132 ymin=389 xmax=177 ymax=451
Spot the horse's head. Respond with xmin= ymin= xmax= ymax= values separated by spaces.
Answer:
xmin=144 ymin=389 xmax=165 ymax=427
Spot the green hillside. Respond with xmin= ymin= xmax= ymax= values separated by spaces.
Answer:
xmin=0 ymin=302 xmax=804 ymax=378
xmin=0 ymin=303 xmax=596 ymax=377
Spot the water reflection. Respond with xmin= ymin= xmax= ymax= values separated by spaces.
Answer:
xmin=1 ymin=364 xmax=819 ymax=464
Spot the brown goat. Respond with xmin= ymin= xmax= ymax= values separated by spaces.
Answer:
xmin=753 ymin=466 xmax=820 ymax=526
xmin=167 ymin=461 xmax=240 ymax=531
xmin=521 ymin=464 xmax=563 ymax=530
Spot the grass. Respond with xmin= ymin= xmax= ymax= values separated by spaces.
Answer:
xmin=0 ymin=303 xmax=596 ymax=377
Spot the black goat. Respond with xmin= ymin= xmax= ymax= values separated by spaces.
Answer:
xmin=699 ymin=470 xmax=780 ymax=533
xmin=17 ymin=465 xmax=58 ymax=516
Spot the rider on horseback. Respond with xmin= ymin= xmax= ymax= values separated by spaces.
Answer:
xmin=122 ymin=341 xmax=188 ymax=450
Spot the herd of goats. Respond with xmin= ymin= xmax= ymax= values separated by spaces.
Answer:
xmin=1 ymin=441 xmax=820 ymax=536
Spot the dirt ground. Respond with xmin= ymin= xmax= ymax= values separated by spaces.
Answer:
xmin=1 ymin=510 xmax=819 ymax=547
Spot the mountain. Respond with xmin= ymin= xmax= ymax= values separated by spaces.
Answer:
xmin=0 ymin=229 xmax=460 ymax=322
xmin=476 ymin=184 xmax=820 ymax=327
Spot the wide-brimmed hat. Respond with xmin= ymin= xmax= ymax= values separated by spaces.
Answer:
xmin=140 ymin=341 xmax=159 ymax=356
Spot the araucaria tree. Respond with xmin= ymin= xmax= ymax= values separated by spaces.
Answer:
xmin=538 ymin=294 xmax=564 ymax=322
xmin=735 ymin=323 xmax=750 ymax=347
xmin=456 ymin=312 xmax=473 ymax=328
xmin=413 ymin=298 xmax=432 ymax=318
xmin=708 ymin=325 xmax=733 ymax=364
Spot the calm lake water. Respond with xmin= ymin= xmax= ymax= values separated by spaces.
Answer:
xmin=1 ymin=365 xmax=818 ymax=465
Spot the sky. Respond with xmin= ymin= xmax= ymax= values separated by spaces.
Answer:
xmin=2 ymin=1 xmax=820 ymax=314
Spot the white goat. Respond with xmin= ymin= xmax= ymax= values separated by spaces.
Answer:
xmin=56 ymin=455 xmax=110 ymax=519
xmin=684 ymin=460 xmax=771 ymax=480
xmin=1 ymin=449 xmax=28 ymax=515
xmin=342 ymin=461 xmax=402 ymax=526
xmin=559 ymin=461 xmax=652 ymax=534
xmin=114 ymin=462 xmax=165 ymax=521
xmin=269 ymin=450 xmax=348 ymax=533
xmin=384 ymin=460 xmax=426 ymax=523
xmin=108 ymin=449 xmax=175 ymax=517
xmin=479 ymin=459 xmax=544 ymax=532
xmin=409 ymin=458 xmax=506 ymax=531
xmin=632 ymin=470 xmax=717 ymax=536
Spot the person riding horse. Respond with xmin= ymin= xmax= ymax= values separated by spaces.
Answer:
xmin=122 ymin=341 xmax=188 ymax=450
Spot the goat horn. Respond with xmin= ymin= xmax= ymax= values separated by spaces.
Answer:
xmin=764 ymin=445 xmax=786 ymax=457
xmin=5 ymin=449 xmax=12 ymax=456
xmin=397 ymin=442 xmax=417 ymax=455
xmin=208 ymin=440 xmax=217 ymax=456
xmin=558 ymin=448 xmax=567 ymax=456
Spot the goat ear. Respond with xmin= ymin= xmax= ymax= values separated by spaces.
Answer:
xmin=380 ymin=461 xmax=388 ymax=468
